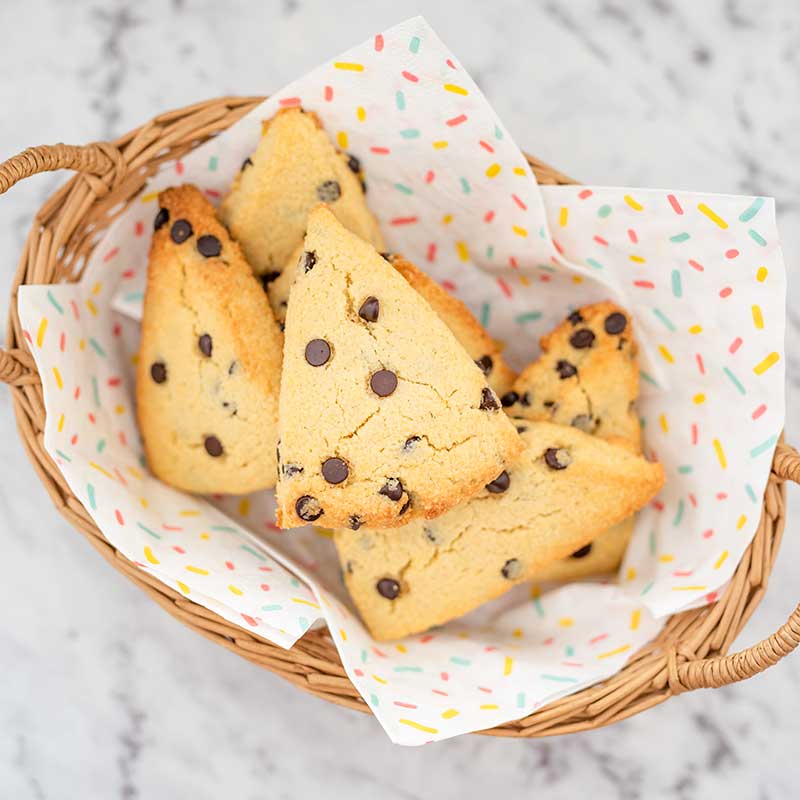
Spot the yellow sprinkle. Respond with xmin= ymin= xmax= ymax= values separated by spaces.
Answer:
xmin=630 ymin=610 xmax=641 ymax=631
xmin=486 ymin=163 xmax=501 ymax=178
xmin=333 ymin=61 xmax=364 ymax=71
xmin=598 ymin=644 xmax=631 ymax=659
xmin=89 ymin=461 xmax=113 ymax=479
xmin=626 ymin=567 xmax=637 ymax=581
xmin=503 ymin=656 xmax=514 ymax=676
xmin=178 ymin=510 xmax=200 ymax=517
xmin=91 ymin=281 xmax=102 ymax=296
xmin=456 ymin=241 xmax=469 ymax=262
xmin=199 ymin=532 xmax=209 ymax=540
xmin=513 ymin=166 xmax=527 ymax=176
xmin=672 ymin=585 xmax=708 ymax=591
xmin=736 ymin=514 xmax=747 ymax=530
xmin=558 ymin=617 xmax=574 ymax=628
xmin=141 ymin=190 xmax=159 ymax=203
xmin=314 ymin=527 xmax=333 ymax=539
xmin=176 ymin=581 xmax=190 ymax=595
xmin=114 ymin=404 xmax=124 ymax=415
xmin=571 ymin=275 xmax=583 ymax=284
xmin=659 ymin=413 xmax=669 ymax=433
xmin=441 ymin=709 xmax=459 ymax=719
xmin=399 ymin=718 xmax=438 ymax=734
xmin=336 ymin=131 xmax=348 ymax=149
xmin=57 ymin=413 xmax=65 ymax=432
xmin=659 ymin=554 xmax=674 ymax=563
xmin=480 ymin=704 xmax=499 ymax=710
xmin=624 ymin=194 xmax=643 ymax=211
xmin=139 ymin=497 xmax=148 ymax=509
xmin=36 ymin=318 xmax=48 ymax=347
xmin=238 ymin=498 xmax=251 ymax=517
xmin=457 ymin=631 xmax=469 ymax=639
xmin=511 ymin=628 xmax=523 ymax=639
xmin=530 ymin=584 xmax=541 ymax=599
xmin=186 ymin=565 xmax=208 ymax=575
xmin=689 ymin=324 xmax=703 ymax=334
xmin=519 ymin=275 xmax=531 ymax=287
xmin=86 ymin=299 xmax=97 ymax=316
xmin=697 ymin=202 xmax=728 ymax=229
xmin=340 ymin=628 xmax=347 ymax=641
xmin=371 ymin=673 xmax=387 ymax=685
xmin=658 ymin=345 xmax=675 ymax=364
xmin=228 ymin=585 xmax=243 ymax=596
xmin=713 ymin=438 xmax=727 ymax=469
xmin=512 ymin=225 xmax=528 ymax=237
xmin=52 ymin=367 xmax=63 ymax=390
xmin=630 ymin=254 xmax=646 ymax=264
xmin=356 ymin=106 xmax=366 ymax=122
xmin=442 ymin=213 xmax=453 ymax=225
xmin=127 ymin=466 xmax=143 ymax=480
xmin=144 ymin=546 xmax=159 ymax=565
xmin=432 ymin=140 xmax=449 ymax=149
xmin=396 ymin=644 xmax=407 ymax=653
xmin=130 ymin=353 xmax=139 ymax=365
xmin=693 ymin=393 xmax=706 ymax=405
xmin=559 ymin=206 xmax=568 ymax=227
xmin=714 ymin=551 xmax=729 ymax=570
xmin=752 ymin=305 xmax=764 ymax=330
xmin=291 ymin=597 xmax=320 ymax=609
xmin=79 ymin=339 xmax=86 ymax=351
xmin=443 ymin=83 xmax=468 ymax=95
xmin=753 ymin=352 xmax=780 ymax=375
xmin=756 ymin=266 xmax=768 ymax=282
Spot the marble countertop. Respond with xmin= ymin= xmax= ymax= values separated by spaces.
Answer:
xmin=1 ymin=1 xmax=798 ymax=797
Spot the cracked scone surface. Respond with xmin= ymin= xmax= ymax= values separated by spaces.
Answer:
xmin=219 ymin=108 xmax=384 ymax=277
xmin=334 ymin=422 xmax=665 ymax=640
xmin=276 ymin=205 xmax=522 ymax=530
xmin=137 ymin=184 xmax=283 ymax=495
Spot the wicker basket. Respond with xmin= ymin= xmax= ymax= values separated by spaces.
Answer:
xmin=1 ymin=96 xmax=798 ymax=738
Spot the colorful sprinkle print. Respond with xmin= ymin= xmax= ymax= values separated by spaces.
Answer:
xmin=17 ymin=18 xmax=785 ymax=745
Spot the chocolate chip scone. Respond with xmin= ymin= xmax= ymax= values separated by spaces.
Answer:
xmin=276 ymin=206 xmax=522 ymax=530
xmin=137 ymin=184 xmax=283 ymax=495
xmin=219 ymin=108 xmax=385 ymax=278
xmin=334 ymin=422 xmax=664 ymax=640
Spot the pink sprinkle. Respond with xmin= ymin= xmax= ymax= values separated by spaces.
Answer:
xmin=672 ymin=570 xmax=693 ymax=577
xmin=479 ymin=140 xmax=495 ymax=153
xmin=113 ymin=468 xmax=127 ymax=486
xmin=118 ymin=431 xmax=126 ymax=446
xmin=175 ymin=161 xmax=184 ymax=175
xmin=115 ymin=509 xmax=124 ymax=525
xmin=702 ymin=529 xmax=714 ymax=539
xmin=324 ymin=85 xmax=333 ymax=101
xmin=509 ymin=256 xmax=518 ymax=269
xmin=633 ymin=280 xmax=655 ymax=289
xmin=372 ymin=647 xmax=387 ymax=658
xmin=279 ymin=96 xmax=301 ymax=107
xmin=374 ymin=33 xmax=384 ymax=51
xmin=483 ymin=646 xmax=498 ymax=652
xmin=134 ymin=221 xmax=144 ymax=237
xmin=688 ymin=259 xmax=704 ymax=272
xmin=265 ymin=521 xmax=281 ymax=532
xmin=552 ymin=238 xmax=564 ymax=255
xmin=696 ymin=353 xmax=705 ymax=374
xmin=484 ymin=210 xmax=495 ymax=223
xmin=446 ymin=58 xmax=457 ymax=69
xmin=539 ymin=274 xmax=552 ymax=283
xmin=589 ymin=633 xmax=609 ymax=645
xmin=103 ymin=247 xmax=119 ymax=263
xmin=241 ymin=614 xmax=258 ymax=627
xmin=258 ymin=566 xmax=273 ymax=572
xmin=112 ymin=323 xmax=121 ymax=337
xmin=691 ymin=423 xmax=698 ymax=445
xmin=716 ymin=492 xmax=727 ymax=500
xmin=88 ymin=413 xmax=96 ymax=424
xmin=432 ymin=689 xmax=448 ymax=696
xmin=578 ymin=189 xmax=593 ymax=200
xmin=512 ymin=193 xmax=527 ymax=210
xmin=593 ymin=235 xmax=609 ymax=246
xmin=497 ymin=277 xmax=512 ymax=298
xmin=260 ymin=583 xmax=270 ymax=591
xmin=122 ymin=269 xmax=135 ymax=279
xmin=689 ymin=494 xmax=697 ymax=507
xmin=74 ymin=386 xmax=80 ymax=399
xmin=164 ymin=525 xmax=183 ymax=532
xmin=419 ymin=634 xmax=434 ymax=644
xmin=401 ymin=70 xmax=419 ymax=83
xmin=442 ymin=280 xmax=456 ymax=291
xmin=440 ymin=672 xmax=449 ymax=681
xmin=561 ymin=661 xmax=584 ymax=667
xmin=71 ymin=435 xmax=78 ymax=445
xmin=478 ymin=686 xmax=492 ymax=693
xmin=652 ymin=500 xmax=665 ymax=511
xmin=706 ymin=591 xmax=719 ymax=603
xmin=424 ymin=170 xmax=435 ymax=183
xmin=543 ymin=637 xmax=555 ymax=646
xmin=370 ymin=146 xmax=390 ymax=155
xmin=171 ymin=546 xmax=185 ymax=553
xmin=204 ymin=189 xmax=220 ymax=199
xmin=446 ymin=114 xmax=467 ymax=127
xmin=426 ymin=242 xmax=437 ymax=262
xmin=108 ymin=377 xmax=121 ymax=387
xmin=23 ymin=330 xmax=32 ymax=344
xmin=59 ymin=332 xmax=66 ymax=352
xmin=725 ymin=249 xmax=739 ymax=259
xmin=390 ymin=216 xmax=418 ymax=226
xmin=627 ymin=228 xmax=638 ymax=244
xmin=667 ymin=194 xmax=683 ymax=215
xmin=354 ymin=668 xmax=364 ymax=677
xmin=394 ymin=701 xmax=417 ymax=709
xmin=752 ymin=403 xmax=767 ymax=420
xmin=225 ymin=561 xmax=235 ymax=570
xmin=720 ymin=287 xmax=733 ymax=298
xmin=729 ymin=337 xmax=743 ymax=354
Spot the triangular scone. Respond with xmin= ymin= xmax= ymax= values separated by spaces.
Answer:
xmin=276 ymin=206 xmax=522 ymax=530
xmin=334 ymin=422 xmax=664 ymax=640
xmin=137 ymin=185 xmax=283 ymax=495
xmin=504 ymin=302 xmax=640 ymax=448
xmin=219 ymin=108 xmax=385 ymax=277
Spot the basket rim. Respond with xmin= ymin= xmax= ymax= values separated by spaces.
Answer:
xmin=2 ymin=94 xmax=798 ymax=739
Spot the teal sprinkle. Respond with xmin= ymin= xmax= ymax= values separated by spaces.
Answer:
xmin=649 ymin=529 xmax=657 ymax=555
xmin=123 ymin=291 xmax=144 ymax=303
xmin=137 ymin=522 xmax=161 ymax=539
xmin=290 ymin=577 xmax=300 ymax=588
xmin=370 ymin=693 xmax=379 ymax=707
xmin=516 ymin=692 xmax=526 ymax=708
xmin=640 ymin=581 xmax=655 ymax=596
xmin=565 ymin=645 xmax=575 ymax=657
xmin=261 ymin=604 xmax=283 ymax=612
xmin=751 ymin=434 xmax=778 ymax=458
xmin=393 ymin=666 xmax=423 ymax=673
xmin=541 ymin=674 xmax=578 ymax=684
xmin=91 ymin=376 xmax=100 ymax=407
xmin=208 ymin=155 xmax=218 ymax=171
xmin=87 ymin=483 xmax=97 ymax=511
xmin=96 ymin=438 xmax=106 ymax=454
xmin=673 ymin=499 xmax=685 ymax=527
xmin=537 ymin=264 xmax=557 ymax=273
xmin=586 ymin=258 xmax=604 ymax=270
xmin=298 ymin=617 xmax=310 ymax=631
xmin=480 ymin=303 xmax=490 ymax=327
xmin=745 ymin=483 xmax=757 ymax=503
xmin=394 ymin=183 xmax=413 ymax=195
xmin=89 ymin=338 xmax=106 ymax=357
xmin=55 ymin=449 xmax=72 ymax=462
xmin=748 ymin=228 xmax=767 ymax=247
xmin=460 ymin=177 xmax=471 ymax=194
xmin=399 ymin=128 xmax=420 ymax=139
xmin=395 ymin=90 xmax=406 ymax=111
xmin=449 ymin=657 xmax=471 ymax=667
xmin=409 ymin=35 xmax=421 ymax=53
xmin=47 ymin=290 xmax=64 ymax=314
xmin=598 ymin=204 xmax=612 ymax=218
xmin=539 ymin=226 xmax=546 ymax=239
xmin=532 ymin=597 xmax=544 ymax=618
xmin=211 ymin=525 xmax=236 ymax=532
xmin=739 ymin=197 xmax=764 ymax=222
xmin=653 ymin=308 xmax=676 ymax=331
xmin=515 ymin=311 xmax=543 ymax=324
xmin=671 ymin=269 xmax=683 ymax=298
xmin=494 ymin=124 xmax=503 ymax=140
xmin=640 ymin=416 xmax=647 ymax=428
xmin=723 ymin=367 xmax=746 ymax=395
xmin=360 ymin=648 xmax=367 ymax=664
xmin=138 ymin=454 xmax=146 ymax=468
xmin=486 ymin=245 xmax=494 ymax=259
xmin=639 ymin=370 xmax=658 ymax=387
xmin=240 ymin=544 xmax=266 ymax=560
xmin=670 ymin=232 xmax=690 ymax=243
xmin=677 ymin=465 xmax=693 ymax=475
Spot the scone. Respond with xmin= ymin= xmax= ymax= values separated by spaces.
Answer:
xmin=335 ymin=422 xmax=664 ymax=640
xmin=137 ymin=184 xmax=283 ymax=495
xmin=276 ymin=206 xmax=522 ymax=530
xmin=219 ymin=107 xmax=384 ymax=278
xmin=268 ymin=248 xmax=517 ymax=394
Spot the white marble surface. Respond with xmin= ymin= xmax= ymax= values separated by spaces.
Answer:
xmin=0 ymin=0 xmax=798 ymax=796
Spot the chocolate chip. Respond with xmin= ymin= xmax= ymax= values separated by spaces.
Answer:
xmin=423 ymin=527 xmax=439 ymax=544
xmin=570 ymin=328 xmax=596 ymax=349
xmin=322 ymin=457 xmax=349 ymax=485
xmin=567 ymin=309 xmax=584 ymax=325
xmin=360 ymin=178 xmax=367 ymax=194
xmin=150 ymin=361 xmax=167 ymax=383
xmin=260 ymin=271 xmax=281 ymax=289
xmin=370 ymin=369 xmax=397 ymax=397
xmin=556 ymin=359 xmax=577 ymax=379
xmin=571 ymin=543 xmax=593 ymax=559
xmin=479 ymin=388 xmax=500 ymax=411
xmin=501 ymin=391 xmax=519 ymax=407
xmin=302 ymin=251 xmax=317 ymax=272
xmin=486 ymin=471 xmax=510 ymax=493
xmin=520 ymin=392 xmax=532 ymax=407
xmin=543 ymin=400 xmax=556 ymax=408
xmin=198 ymin=334 xmax=213 ymax=357
xmin=515 ymin=425 xmax=528 ymax=433
xmin=282 ymin=463 xmax=303 ymax=478
xmin=475 ymin=355 xmax=493 ymax=376
xmin=317 ymin=180 xmax=341 ymax=202
xmin=348 ymin=515 xmax=363 ymax=531
xmin=379 ymin=252 xmax=394 ymax=261
xmin=154 ymin=207 xmax=169 ymax=231
xmin=376 ymin=577 xmax=400 ymax=599
xmin=170 ymin=219 xmax=193 ymax=244
xmin=197 ymin=234 xmax=222 ymax=258
xmin=347 ymin=154 xmax=361 ymax=173
xmin=379 ymin=478 xmax=404 ymax=501
xmin=345 ymin=560 xmax=354 ymax=574
xmin=228 ymin=360 xmax=239 ymax=375
xmin=571 ymin=414 xmax=594 ymax=433
xmin=358 ymin=296 xmax=380 ymax=322
xmin=403 ymin=436 xmax=421 ymax=451
xmin=295 ymin=495 xmax=323 ymax=522
xmin=305 ymin=339 xmax=331 ymax=366
xmin=501 ymin=559 xmax=522 ymax=580
xmin=204 ymin=435 xmax=223 ymax=457
xmin=604 ymin=312 xmax=627 ymax=334
xmin=241 ymin=156 xmax=253 ymax=170
xmin=399 ymin=498 xmax=411 ymax=516
xmin=544 ymin=447 xmax=572 ymax=470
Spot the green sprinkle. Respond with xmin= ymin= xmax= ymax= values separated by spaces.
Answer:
xmin=515 ymin=311 xmax=543 ymax=324
xmin=208 ymin=155 xmax=218 ymax=171
xmin=370 ymin=693 xmax=379 ymax=707
xmin=640 ymin=581 xmax=655 ymax=596
xmin=360 ymin=649 xmax=367 ymax=664
xmin=124 ymin=291 xmax=144 ymax=303
xmin=409 ymin=35 xmax=421 ymax=53
xmin=494 ymin=124 xmax=503 ymax=140
xmin=460 ymin=177 xmax=471 ymax=194
xmin=96 ymin=438 xmax=106 ymax=454
xmin=486 ymin=244 xmax=494 ymax=259
xmin=240 ymin=544 xmax=266 ymax=560
xmin=541 ymin=674 xmax=578 ymax=683
xmin=639 ymin=370 xmax=658 ymax=387
xmin=532 ymin=597 xmax=544 ymax=618
xmin=537 ymin=264 xmax=556 ymax=273
xmin=395 ymin=90 xmax=406 ymax=111
xmin=739 ymin=197 xmax=764 ymax=222
xmin=137 ymin=522 xmax=161 ymax=539
xmin=677 ymin=465 xmax=693 ymax=474
xmin=393 ymin=665 xmax=423 ymax=673
xmin=298 ymin=617 xmax=309 ymax=631
xmin=565 ymin=645 xmax=575 ymax=657
xmin=261 ymin=604 xmax=283 ymax=612
xmin=751 ymin=434 xmax=778 ymax=458
xmin=653 ymin=308 xmax=676 ymax=331
xmin=449 ymin=657 xmax=471 ymax=666
xmin=47 ymin=290 xmax=64 ymax=314
xmin=673 ymin=499 xmax=685 ymax=527
xmin=671 ymin=269 xmax=683 ymax=298
xmin=399 ymin=128 xmax=420 ymax=139
xmin=290 ymin=577 xmax=300 ymax=588
xmin=649 ymin=529 xmax=657 ymax=555
xmin=211 ymin=525 xmax=237 ymax=532
xmin=91 ymin=376 xmax=100 ymax=407
xmin=598 ymin=204 xmax=612 ymax=218
xmin=723 ymin=367 xmax=746 ymax=395
xmin=745 ymin=483 xmax=757 ymax=503
xmin=55 ymin=449 xmax=72 ymax=462
xmin=586 ymin=258 xmax=604 ymax=270
xmin=516 ymin=692 xmax=526 ymax=708
xmin=394 ymin=183 xmax=413 ymax=195
xmin=89 ymin=338 xmax=106 ymax=357
xmin=748 ymin=228 xmax=767 ymax=247
xmin=87 ymin=483 xmax=97 ymax=510
xmin=670 ymin=232 xmax=690 ymax=243
xmin=480 ymin=303 xmax=490 ymax=327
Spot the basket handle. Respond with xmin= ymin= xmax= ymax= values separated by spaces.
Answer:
xmin=670 ymin=441 xmax=800 ymax=692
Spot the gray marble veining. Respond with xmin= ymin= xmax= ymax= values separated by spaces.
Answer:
xmin=0 ymin=1 xmax=797 ymax=797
